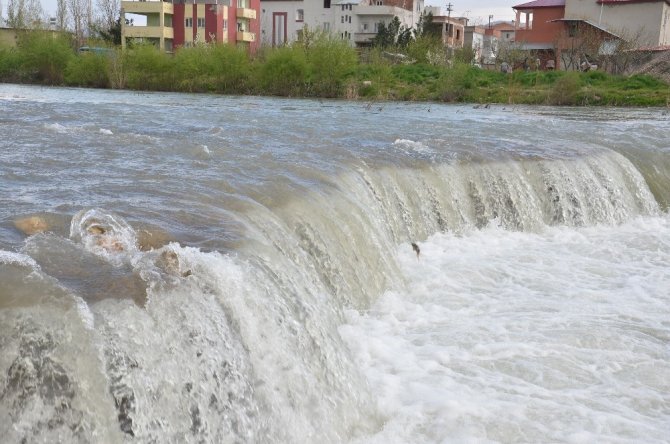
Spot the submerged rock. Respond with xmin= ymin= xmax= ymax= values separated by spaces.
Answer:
xmin=13 ymin=216 xmax=49 ymax=236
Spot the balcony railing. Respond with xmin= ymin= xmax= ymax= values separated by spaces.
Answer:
xmin=123 ymin=25 xmax=174 ymax=39
xmin=236 ymin=31 xmax=255 ymax=42
xmin=236 ymin=8 xmax=256 ymax=20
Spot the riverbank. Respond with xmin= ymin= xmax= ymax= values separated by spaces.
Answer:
xmin=1 ymin=32 xmax=669 ymax=106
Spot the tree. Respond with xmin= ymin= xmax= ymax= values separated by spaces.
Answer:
xmin=56 ymin=0 xmax=68 ymax=30
xmin=372 ymin=16 xmax=413 ymax=49
xmin=96 ymin=0 xmax=119 ymax=33
xmin=6 ymin=0 xmax=44 ymax=29
xmin=93 ymin=16 xmax=121 ymax=45
xmin=68 ymin=0 xmax=89 ymax=46
xmin=413 ymin=12 xmax=440 ymax=39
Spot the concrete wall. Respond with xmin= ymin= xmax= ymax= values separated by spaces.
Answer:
xmin=565 ymin=0 xmax=667 ymax=46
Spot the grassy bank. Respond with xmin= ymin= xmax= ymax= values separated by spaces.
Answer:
xmin=1 ymin=31 xmax=669 ymax=106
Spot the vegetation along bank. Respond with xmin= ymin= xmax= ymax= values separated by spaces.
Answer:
xmin=1 ymin=31 xmax=668 ymax=106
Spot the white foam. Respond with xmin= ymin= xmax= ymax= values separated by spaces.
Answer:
xmin=343 ymin=216 xmax=670 ymax=443
xmin=44 ymin=123 xmax=69 ymax=133
xmin=0 ymin=250 xmax=39 ymax=268
xmin=99 ymin=128 xmax=113 ymax=135
xmin=393 ymin=138 xmax=431 ymax=154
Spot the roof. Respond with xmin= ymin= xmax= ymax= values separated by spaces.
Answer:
xmin=513 ymin=0 xmax=565 ymax=9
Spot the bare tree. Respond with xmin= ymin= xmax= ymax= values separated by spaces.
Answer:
xmin=68 ymin=0 xmax=89 ymax=45
xmin=96 ymin=0 xmax=119 ymax=31
xmin=56 ymin=0 xmax=68 ymax=30
xmin=6 ymin=0 xmax=44 ymax=29
xmin=554 ymin=23 xmax=648 ymax=74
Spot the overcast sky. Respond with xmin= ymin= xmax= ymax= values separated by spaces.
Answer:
xmin=31 ymin=0 xmax=517 ymax=24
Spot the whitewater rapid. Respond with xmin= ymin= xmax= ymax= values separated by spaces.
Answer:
xmin=344 ymin=217 xmax=670 ymax=444
xmin=1 ymin=84 xmax=669 ymax=443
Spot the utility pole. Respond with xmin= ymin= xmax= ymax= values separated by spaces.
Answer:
xmin=489 ymin=14 xmax=493 ymax=30
xmin=446 ymin=2 xmax=453 ymax=47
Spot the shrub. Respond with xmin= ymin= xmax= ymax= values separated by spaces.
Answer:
xmin=435 ymin=62 xmax=472 ymax=102
xmin=124 ymin=44 xmax=174 ymax=91
xmin=259 ymin=45 xmax=308 ymax=96
xmin=0 ymin=47 xmax=23 ymax=82
xmin=16 ymin=32 xmax=74 ymax=84
xmin=405 ymin=35 xmax=444 ymax=64
xmin=548 ymin=72 xmax=582 ymax=105
xmin=208 ymin=44 xmax=251 ymax=93
xmin=173 ymin=44 xmax=212 ymax=92
xmin=304 ymin=34 xmax=357 ymax=97
xmin=65 ymin=53 xmax=110 ymax=88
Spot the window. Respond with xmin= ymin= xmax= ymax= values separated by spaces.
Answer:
xmin=324 ymin=0 xmax=331 ymax=8
xmin=185 ymin=17 xmax=193 ymax=27
xmin=349 ymin=4 xmax=352 ymax=10
xmin=296 ymin=9 xmax=304 ymax=22
xmin=341 ymin=16 xmax=344 ymax=23
xmin=341 ymin=5 xmax=345 ymax=11
xmin=348 ymin=16 xmax=351 ymax=23
xmin=456 ymin=29 xmax=460 ymax=40
xmin=362 ymin=23 xmax=368 ymax=31
xmin=323 ymin=22 xmax=330 ymax=31
xmin=223 ymin=19 xmax=228 ymax=30
xmin=376 ymin=0 xmax=383 ymax=5
xmin=237 ymin=0 xmax=246 ymax=8
xmin=197 ymin=17 xmax=205 ymax=28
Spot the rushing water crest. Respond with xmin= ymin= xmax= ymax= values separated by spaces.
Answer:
xmin=1 ymin=84 xmax=669 ymax=443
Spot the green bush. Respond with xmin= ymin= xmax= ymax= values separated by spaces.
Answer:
xmin=435 ymin=62 xmax=473 ymax=102
xmin=405 ymin=35 xmax=444 ymax=64
xmin=258 ymin=45 xmax=308 ymax=96
xmin=549 ymin=72 xmax=582 ymax=105
xmin=305 ymin=35 xmax=357 ymax=97
xmin=16 ymin=32 xmax=74 ymax=84
xmin=208 ymin=44 xmax=251 ymax=93
xmin=0 ymin=47 xmax=23 ymax=82
xmin=124 ymin=44 xmax=174 ymax=91
xmin=65 ymin=53 xmax=110 ymax=88
xmin=172 ymin=45 xmax=212 ymax=92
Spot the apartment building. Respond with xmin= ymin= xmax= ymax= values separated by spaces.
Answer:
xmin=121 ymin=0 xmax=260 ymax=52
xmin=260 ymin=0 xmax=424 ymax=47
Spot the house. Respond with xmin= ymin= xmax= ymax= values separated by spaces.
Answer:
xmin=513 ymin=0 xmax=566 ymax=51
xmin=259 ymin=0 xmax=424 ymax=47
xmin=512 ymin=0 xmax=670 ymax=70
xmin=120 ymin=0 xmax=261 ymax=52
xmin=423 ymin=6 xmax=466 ymax=49
xmin=487 ymin=20 xmax=516 ymax=42
xmin=564 ymin=0 xmax=670 ymax=47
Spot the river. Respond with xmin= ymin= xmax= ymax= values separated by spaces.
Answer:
xmin=1 ymin=84 xmax=669 ymax=443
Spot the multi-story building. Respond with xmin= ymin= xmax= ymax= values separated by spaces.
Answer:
xmin=512 ymin=0 xmax=670 ymax=69
xmin=564 ymin=0 xmax=670 ymax=47
xmin=121 ymin=0 xmax=260 ymax=52
xmin=259 ymin=0 xmax=424 ymax=47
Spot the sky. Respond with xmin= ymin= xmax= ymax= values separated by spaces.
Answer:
xmin=425 ymin=0 xmax=517 ymax=23
xmin=26 ymin=0 xmax=517 ymax=24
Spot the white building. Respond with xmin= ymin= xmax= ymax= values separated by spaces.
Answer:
xmin=260 ymin=0 xmax=424 ymax=47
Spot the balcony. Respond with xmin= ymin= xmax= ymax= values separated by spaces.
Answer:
xmin=123 ymin=25 xmax=174 ymax=39
xmin=121 ymin=0 xmax=173 ymax=15
xmin=354 ymin=32 xmax=376 ymax=44
xmin=236 ymin=8 xmax=256 ymax=20
xmin=355 ymin=5 xmax=404 ymax=16
xmin=236 ymin=31 xmax=255 ymax=42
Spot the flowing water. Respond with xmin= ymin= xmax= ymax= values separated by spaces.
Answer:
xmin=1 ymin=84 xmax=669 ymax=443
